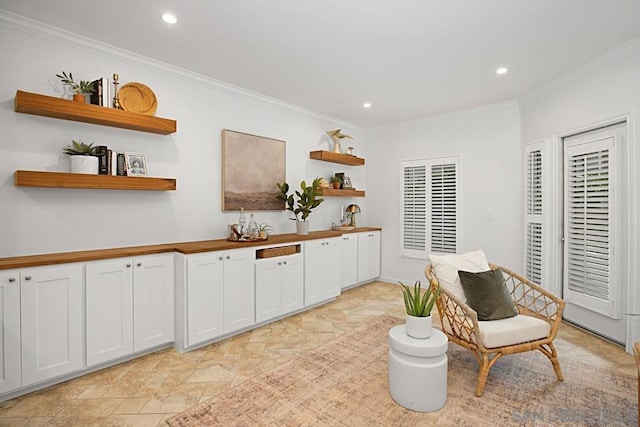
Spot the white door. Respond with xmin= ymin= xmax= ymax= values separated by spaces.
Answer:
xmin=563 ymin=123 xmax=625 ymax=343
xmin=86 ymin=259 xmax=134 ymax=366
xmin=340 ymin=235 xmax=358 ymax=288
xmin=281 ymin=253 xmax=303 ymax=314
xmin=255 ymin=257 xmax=281 ymax=323
xmin=21 ymin=265 xmax=84 ymax=386
xmin=133 ymin=254 xmax=174 ymax=351
xmin=357 ymin=231 xmax=381 ymax=283
xmin=223 ymin=249 xmax=255 ymax=333
xmin=186 ymin=253 xmax=224 ymax=347
xmin=0 ymin=271 xmax=21 ymax=393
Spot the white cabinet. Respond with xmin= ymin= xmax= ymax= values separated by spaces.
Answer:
xmin=340 ymin=234 xmax=358 ymax=289
xmin=21 ymin=265 xmax=83 ymax=386
xmin=184 ymin=248 xmax=255 ymax=348
xmin=304 ymin=238 xmax=340 ymax=306
xmin=0 ymin=272 xmax=21 ymax=393
xmin=86 ymin=254 xmax=174 ymax=367
xmin=255 ymin=253 xmax=303 ymax=323
xmin=357 ymin=231 xmax=381 ymax=283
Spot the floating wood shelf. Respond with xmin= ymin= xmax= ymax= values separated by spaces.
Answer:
xmin=14 ymin=170 xmax=177 ymax=191
xmin=320 ymin=188 xmax=365 ymax=197
xmin=15 ymin=90 xmax=177 ymax=135
xmin=309 ymin=151 xmax=365 ymax=166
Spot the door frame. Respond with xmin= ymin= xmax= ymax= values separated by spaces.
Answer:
xmin=547 ymin=112 xmax=639 ymax=352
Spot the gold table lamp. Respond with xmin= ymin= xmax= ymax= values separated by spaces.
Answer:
xmin=345 ymin=204 xmax=361 ymax=227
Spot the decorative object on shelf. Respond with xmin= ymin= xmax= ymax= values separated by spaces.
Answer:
xmin=247 ymin=213 xmax=259 ymax=238
xmin=258 ymin=223 xmax=275 ymax=240
xmin=89 ymin=77 xmax=110 ymax=107
xmin=62 ymin=140 xmax=99 ymax=174
xmin=56 ymin=71 xmax=95 ymax=103
xmin=335 ymin=172 xmax=345 ymax=189
xmin=112 ymin=73 xmax=121 ymax=109
xmin=222 ymin=130 xmax=286 ymax=211
xmin=238 ymin=207 xmax=247 ymax=235
xmin=399 ymin=280 xmax=439 ymax=339
xmin=276 ymin=177 xmax=324 ymax=236
xmin=345 ymin=146 xmax=354 ymax=156
xmin=345 ymin=204 xmax=361 ymax=227
xmin=330 ymin=175 xmax=342 ymax=189
xmin=318 ymin=177 xmax=331 ymax=189
xmin=326 ymin=129 xmax=353 ymax=154
xmin=118 ymin=82 xmax=158 ymax=116
xmin=332 ymin=224 xmax=355 ymax=231
xmin=342 ymin=176 xmax=353 ymax=189
xmin=123 ymin=152 xmax=147 ymax=176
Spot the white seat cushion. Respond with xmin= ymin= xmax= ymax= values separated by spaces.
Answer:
xmin=478 ymin=315 xmax=551 ymax=349
xmin=429 ymin=249 xmax=490 ymax=302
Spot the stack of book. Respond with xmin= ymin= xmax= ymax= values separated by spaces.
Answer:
xmin=89 ymin=77 xmax=110 ymax=108
xmin=94 ymin=146 xmax=127 ymax=176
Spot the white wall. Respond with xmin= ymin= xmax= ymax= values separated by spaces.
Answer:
xmin=366 ymin=102 xmax=522 ymax=284
xmin=0 ymin=14 xmax=366 ymax=257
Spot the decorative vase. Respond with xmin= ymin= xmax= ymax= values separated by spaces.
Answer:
xmin=296 ymin=221 xmax=310 ymax=236
xmin=405 ymin=314 xmax=432 ymax=339
xmin=70 ymin=155 xmax=99 ymax=174
xmin=73 ymin=94 xmax=86 ymax=103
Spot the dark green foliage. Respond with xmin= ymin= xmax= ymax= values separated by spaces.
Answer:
xmin=276 ymin=177 xmax=325 ymax=221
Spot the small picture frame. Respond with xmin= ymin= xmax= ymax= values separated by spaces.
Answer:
xmin=124 ymin=152 xmax=147 ymax=176
xmin=342 ymin=176 xmax=353 ymax=189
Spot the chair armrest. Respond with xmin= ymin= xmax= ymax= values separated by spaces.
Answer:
xmin=490 ymin=264 xmax=566 ymax=338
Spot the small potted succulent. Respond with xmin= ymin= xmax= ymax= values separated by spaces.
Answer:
xmin=329 ymin=176 xmax=342 ymax=189
xmin=258 ymin=223 xmax=275 ymax=240
xmin=399 ymin=281 xmax=439 ymax=339
xmin=276 ymin=177 xmax=324 ymax=235
xmin=62 ymin=140 xmax=99 ymax=174
xmin=56 ymin=71 xmax=95 ymax=102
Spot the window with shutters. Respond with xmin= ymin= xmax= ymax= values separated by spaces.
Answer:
xmin=525 ymin=144 xmax=544 ymax=284
xmin=401 ymin=157 xmax=459 ymax=258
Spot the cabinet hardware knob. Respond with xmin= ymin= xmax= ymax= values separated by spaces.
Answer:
xmin=283 ymin=261 xmax=287 ymax=265
xmin=126 ymin=263 xmax=132 ymax=268
xmin=136 ymin=262 xmax=142 ymax=267
xmin=226 ymin=255 xmax=230 ymax=260
xmin=278 ymin=262 xmax=282 ymax=266
xmin=218 ymin=256 xmax=223 ymax=261
xmin=8 ymin=277 xmax=16 ymax=283
xmin=25 ymin=275 xmax=32 ymax=281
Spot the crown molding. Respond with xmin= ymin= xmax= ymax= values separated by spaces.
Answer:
xmin=519 ymin=35 xmax=640 ymax=105
xmin=0 ymin=9 xmax=362 ymax=131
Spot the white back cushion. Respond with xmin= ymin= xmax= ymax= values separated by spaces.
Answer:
xmin=429 ymin=249 xmax=490 ymax=302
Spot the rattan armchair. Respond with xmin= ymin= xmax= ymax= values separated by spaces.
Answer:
xmin=425 ymin=263 xmax=566 ymax=396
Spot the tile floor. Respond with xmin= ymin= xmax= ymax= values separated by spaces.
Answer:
xmin=0 ymin=281 xmax=636 ymax=426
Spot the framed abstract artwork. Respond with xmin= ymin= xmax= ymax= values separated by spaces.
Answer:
xmin=222 ymin=129 xmax=286 ymax=211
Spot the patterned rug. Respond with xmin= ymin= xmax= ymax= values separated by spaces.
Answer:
xmin=167 ymin=315 xmax=636 ymax=426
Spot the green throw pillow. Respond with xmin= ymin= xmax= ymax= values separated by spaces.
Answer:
xmin=458 ymin=269 xmax=518 ymax=321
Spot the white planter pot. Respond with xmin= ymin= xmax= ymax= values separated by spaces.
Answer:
xmin=405 ymin=314 xmax=432 ymax=339
xmin=70 ymin=155 xmax=99 ymax=174
xmin=296 ymin=221 xmax=310 ymax=235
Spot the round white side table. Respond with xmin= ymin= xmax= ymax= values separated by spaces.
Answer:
xmin=388 ymin=325 xmax=448 ymax=412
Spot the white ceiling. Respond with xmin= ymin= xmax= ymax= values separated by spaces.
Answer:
xmin=2 ymin=0 xmax=640 ymax=128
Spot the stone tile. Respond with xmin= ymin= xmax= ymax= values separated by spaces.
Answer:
xmin=139 ymin=394 xmax=201 ymax=414
xmin=187 ymin=363 xmax=236 ymax=383
xmin=56 ymin=398 xmax=123 ymax=417
xmin=109 ymin=414 xmax=166 ymax=426
xmin=112 ymin=397 xmax=150 ymax=415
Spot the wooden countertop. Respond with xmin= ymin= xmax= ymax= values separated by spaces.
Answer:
xmin=0 ymin=227 xmax=381 ymax=270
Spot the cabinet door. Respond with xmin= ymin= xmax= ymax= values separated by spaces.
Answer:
xmin=340 ymin=234 xmax=358 ymax=288
xmin=21 ymin=265 xmax=83 ymax=386
xmin=223 ymin=249 xmax=255 ymax=333
xmin=0 ymin=272 xmax=21 ymax=393
xmin=133 ymin=254 xmax=175 ymax=352
xmin=358 ymin=231 xmax=381 ymax=283
xmin=186 ymin=253 xmax=224 ymax=347
xmin=281 ymin=253 xmax=303 ymax=315
xmin=255 ymin=258 xmax=281 ymax=323
xmin=86 ymin=259 xmax=134 ymax=367
xmin=324 ymin=239 xmax=341 ymax=298
xmin=305 ymin=239 xmax=340 ymax=306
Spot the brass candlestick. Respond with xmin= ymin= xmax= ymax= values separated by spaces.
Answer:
xmin=112 ymin=73 xmax=121 ymax=109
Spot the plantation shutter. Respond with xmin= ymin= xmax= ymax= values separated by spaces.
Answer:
xmin=429 ymin=160 xmax=458 ymax=254
xmin=401 ymin=161 xmax=427 ymax=258
xmin=563 ymin=134 xmax=620 ymax=318
xmin=525 ymin=143 xmax=544 ymax=284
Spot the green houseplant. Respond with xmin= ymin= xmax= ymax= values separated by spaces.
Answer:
xmin=258 ymin=223 xmax=275 ymax=239
xmin=62 ymin=140 xmax=98 ymax=174
xmin=399 ymin=280 xmax=439 ymax=339
xmin=329 ymin=175 xmax=342 ymax=189
xmin=56 ymin=71 xmax=95 ymax=102
xmin=276 ymin=177 xmax=325 ymax=235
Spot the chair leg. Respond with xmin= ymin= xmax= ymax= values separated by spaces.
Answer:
xmin=475 ymin=354 xmax=491 ymax=397
xmin=547 ymin=342 xmax=564 ymax=381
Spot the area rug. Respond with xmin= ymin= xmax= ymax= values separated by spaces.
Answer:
xmin=167 ymin=315 xmax=636 ymax=426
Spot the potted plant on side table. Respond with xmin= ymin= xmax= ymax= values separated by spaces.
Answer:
xmin=62 ymin=140 xmax=98 ymax=174
xmin=276 ymin=177 xmax=324 ymax=235
xmin=56 ymin=71 xmax=95 ymax=103
xmin=399 ymin=280 xmax=439 ymax=339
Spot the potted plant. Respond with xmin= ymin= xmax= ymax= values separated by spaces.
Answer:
xmin=329 ymin=176 xmax=342 ymax=189
xmin=56 ymin=71 xmax=95 ymax=102
xmin=276 ymin=177 xmax=324 ymax=235
xmin=62 ymin=140 xmax=99 ymax=174
xmin=399 ymin=280 xmax=439 ymax=339
xmin=258 ymin=223 xmax=275 ymax=240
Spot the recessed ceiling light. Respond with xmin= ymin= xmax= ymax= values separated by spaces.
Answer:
xmin=496 ymin=67 xmax=508 ymax=75
xmin=162 ymin=13 xmax=178 ymax=24
xmin=363 ymin=102 xmax=372 ymax=109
